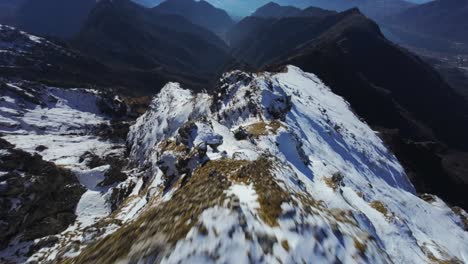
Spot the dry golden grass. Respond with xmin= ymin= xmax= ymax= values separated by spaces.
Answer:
xmin=230 ymin=157 xmax=290 ymax=226
xmin=158 ymin=139 xmax=188 ymax=153
xmin=354 ymin=238 xmax=366 ymax=256
xmin=324 ymin=177 xmax=338 ymax=191
xmin=281 ymin=240 xmax=290 ymax=251
xmin=370 ymin=200 xmax=389 ymax=217
xmin=245 ymin=120 xmax=282 ymax=138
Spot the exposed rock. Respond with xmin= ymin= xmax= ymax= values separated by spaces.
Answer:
xmin=28 ymin=236 xmax=59 ymax=256
xmin=0 ymin=138 xmax=85 ymax=249
xmin=34 ymin=145 xmax=48 ymax=152
xmin=205 ymin=134 xmax=223 ymax=151
xmin=79 ymin=151 xmax=128 ymax=187
xmin=176 ymin=121 xmax=198 ymax=147
xmin=233 ymin=126 xmax=250 ymax=140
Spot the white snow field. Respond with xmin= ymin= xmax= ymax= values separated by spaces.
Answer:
xmin=123 ymin=65 xmax=467 ymax=264
xmin=0 ymin=82 xmax=136 ymax=262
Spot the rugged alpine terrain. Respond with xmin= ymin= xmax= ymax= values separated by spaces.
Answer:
xmin=2 ymin=65 xmax=467 ymax=263
xmin=0 ymin=72 xmax=147 ymax=263
xmin=1 ymin=0 xmax=468 ymax=263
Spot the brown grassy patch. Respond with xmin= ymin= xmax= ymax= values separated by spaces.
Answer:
xmin=323 ymin=172 xmax=344 ymax=191
xmin=370 ymin=200 xmax=389 ymax=217
xmin=245 ymin=121 xmax=282 ymax=138
xmin=324 ymin=177 xmax=338 ymax=190
xmin=158 ymin=139 xmax=188 ymax=153
xmin=230 ymin=157 xmax=290 ymax=226
xmin=354 ymin=238 xmax=366 ymax=256
xmin=281 ymin=240 xmax=290 ymax=251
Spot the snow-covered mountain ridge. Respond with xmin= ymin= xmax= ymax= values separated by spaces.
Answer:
xmin=68 ymin=66 xmax=468 ymax=263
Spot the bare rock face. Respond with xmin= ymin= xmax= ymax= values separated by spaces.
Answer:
xmin=0 ymin=138 xmax=85 ymax=249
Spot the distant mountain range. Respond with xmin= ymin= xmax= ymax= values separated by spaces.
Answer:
xmin=153 ymin=0 xmax=234 ymax=37
xmin=73 ymin=0 xmax=232 ymax=92
xmin=16 ymin=0 xmax=97 ymax=38
xmin=383 ymin=0 xmax=468 ymax=52
xmin=275 ymin=0 xmax=415 ymax=20
xmin=251 ymin=2 xmax=335 ymax=18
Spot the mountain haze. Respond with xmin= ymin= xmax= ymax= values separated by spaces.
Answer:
xmin=74 ymin=0 xmax=232 ymax=92
xmin=384 ymin=0 xmax=468 ymax=52
xmin=153 ymin=0 xmax=235 ymax=36
xmin=17 ymin=0 xmax=97 ymax=38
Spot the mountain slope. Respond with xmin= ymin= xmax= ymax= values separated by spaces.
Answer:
xmin=229 ymin=8 xmax=468 ymax=149
xmin=383 ymin=0 xmax=468 ymax=52
xmin=0 ymin=24 xmax=173 ymax=95
xmin=65 ymin=66 xmax=468 ymax=264
xmin=16 ymin=0 xmax=97 ymax=38
xmin=0 ymin=78 xmax=136 ymax=262
xmin=74 ymin=0 xmax=232 ymax=92
xmin=277 ymin=0 xmax=415 ymax=21
xmin=0 ymin=24 xmax=113 ymax=88
xmin=153 ymin=0 xmax=234 ymax=36
xmin=228 ymin=8 xmax=468 ymax=209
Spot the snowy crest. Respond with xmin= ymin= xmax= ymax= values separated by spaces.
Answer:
xmin=127 ymin=82 xmax=212 ymax=165
xmin=116 ymin=66 xmax=468 ymax=264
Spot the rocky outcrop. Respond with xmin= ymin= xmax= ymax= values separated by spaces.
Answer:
xmin=0 ymin=138 xmax=85 ymax=249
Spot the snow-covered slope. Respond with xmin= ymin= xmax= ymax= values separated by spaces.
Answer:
xmin=66 ymin=66 xmax=468 ymax=264
xmin=0 ymin=24 xmax=69 ymax=67
xmin=0 ymin=80 xmax=139 ymax=263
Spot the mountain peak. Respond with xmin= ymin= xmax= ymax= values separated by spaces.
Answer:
xmin=252 ymin=1 xmax=302 ymax=18
xmin=153 ymin=0 xmax=234 ymax=36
